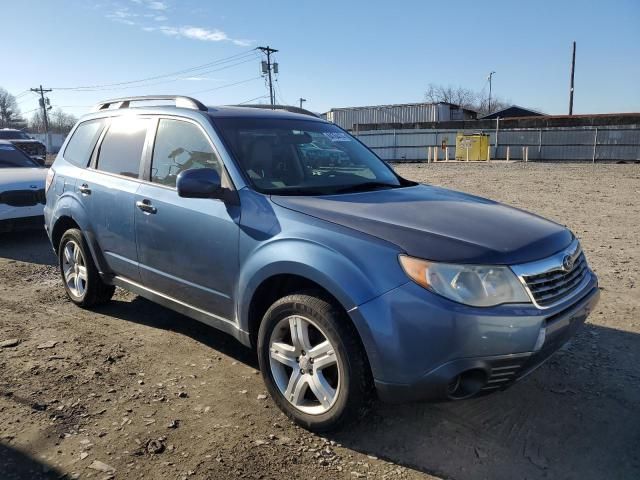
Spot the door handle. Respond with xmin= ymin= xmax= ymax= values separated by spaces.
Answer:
xmin=136 ymin=199 xmax=157 ymax=214
xmin=78 ymin=184 xmax=91 ymax=195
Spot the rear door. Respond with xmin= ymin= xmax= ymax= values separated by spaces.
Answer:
xmin=134 ymin=116 xmax=240 ymax=320
xmin=80 ymin=115 xmax=152 ymax=281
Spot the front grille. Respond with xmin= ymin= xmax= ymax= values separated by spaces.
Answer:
xmin=522 ymin=252 xmax=588 ymax=307
xmin=0 ymin=189 xmax=46 ymax=207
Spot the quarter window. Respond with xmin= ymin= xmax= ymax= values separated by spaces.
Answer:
xmin=63 ymin=119 xmax=106 ymax=167
xmin=150 ymin=119 xmax=220 ymax=188
xmin=96 ymin=116 xmax=150 ymax=178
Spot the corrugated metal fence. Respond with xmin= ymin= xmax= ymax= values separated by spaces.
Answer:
xmin=31 ymin=133 xmax=67 ymax=153
xmin=326 ymin=104 xmax=449 ymax=131
xmin=354 ymin=126 xmax=640 ymax=162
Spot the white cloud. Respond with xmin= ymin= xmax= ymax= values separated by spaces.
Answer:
xmin=106 ymin=1 xmax=253 ymax=46
xmin=145 ymin=25 xmax=253 ymax=46
xmin=179 ymin=26 xmax=228 ymax=42
xmin=131 ymin=0 xmax=167 ymax=10
xmin=147 ymin=1 xmax=168 ymax=10
xmin=232 ymin=38 xmax=253 ymax=47
xmin=107 ymin=7 xmax=138 ymax=25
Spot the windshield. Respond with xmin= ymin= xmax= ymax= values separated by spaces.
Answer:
xmin=0 ymin=130 xmax=30 ymax=140
xmin=214 ymin=118 xmax=404 ymax=195
xmin=0 ymin=144 xmax=40 ymax=168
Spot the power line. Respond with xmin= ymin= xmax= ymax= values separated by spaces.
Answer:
xmin=16 ymin=92 xmax=39 ymax=106
xmin=188 ymin=76 xmax=262 ymax=95
xmin=48 ymin=56 xmax=259 ymax=94
xmin=51 ymin=49 xmax=258 ymax=91
xmin=14 ymin=90 xmax=31 ymax=99
xmin=274 ymin=78 xmax=289 ymax=106
xmin=236 ymin=94 xmax=269 ymax=105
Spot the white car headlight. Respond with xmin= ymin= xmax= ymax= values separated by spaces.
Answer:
xmin=399 ymin=255 xmax=531 ymax=307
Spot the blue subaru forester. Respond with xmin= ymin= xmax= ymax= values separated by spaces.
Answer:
xmin=45 ymin=96 xmax=600 ymax=431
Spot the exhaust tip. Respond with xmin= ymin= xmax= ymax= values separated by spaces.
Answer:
xmin=447 ymin=369 xmax=487 ymax=400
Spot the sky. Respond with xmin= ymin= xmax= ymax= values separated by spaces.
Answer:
xmin=3 ymin=0 xmax=640 ymax=120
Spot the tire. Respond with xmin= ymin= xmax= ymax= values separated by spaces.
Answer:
xmin=58 ymin=229 xmax=115 ymax=308
xmin=257 ymin=291 xmax=373 ymax=431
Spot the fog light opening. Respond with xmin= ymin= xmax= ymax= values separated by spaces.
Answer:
xmin=447 ymin=369 xmax=487 ymax=400
xmin=534 ymin=327 xmax=546 ymax=352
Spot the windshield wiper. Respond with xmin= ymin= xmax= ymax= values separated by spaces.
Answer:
xmin=333 ymin=182 xmax=400 ymax=194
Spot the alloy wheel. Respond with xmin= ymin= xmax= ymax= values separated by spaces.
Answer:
xmin=268 ymin=315 xmax=341 ymax=415
xmin=62 ymin=240 xmax=88 ymax=298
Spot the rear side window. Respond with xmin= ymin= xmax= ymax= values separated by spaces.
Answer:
xmin=96 ymin=116 xmax=150 ymax=178
xmin=150 ymin=119 xmax=220 ymax=188
xmin=63 ymin=119 xmax=106 ymax=167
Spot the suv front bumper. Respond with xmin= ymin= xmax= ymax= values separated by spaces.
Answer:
xmin=351 ymin=273 xmax=599 ymax=403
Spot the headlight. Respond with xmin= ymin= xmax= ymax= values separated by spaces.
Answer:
xmin=399 ymin=255 xmax=530 ymax=307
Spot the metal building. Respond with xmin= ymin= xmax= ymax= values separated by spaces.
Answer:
xmin=324 ymin=102 xmax=477 ymax=131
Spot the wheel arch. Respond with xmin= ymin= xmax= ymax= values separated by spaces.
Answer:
xmin=245 ymin=272 xmax=376 ymax=391
xmin=50 ymin=196 xmax=110 ymax=275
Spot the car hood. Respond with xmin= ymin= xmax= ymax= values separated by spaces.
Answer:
xmin=0 ymin=168 xmax=47 ymax=190
xmin=271 ymin=185 xmax=573 ymax=265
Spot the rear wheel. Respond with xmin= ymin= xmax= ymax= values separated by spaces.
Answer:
xmin=257 ymin=292 xmax=372 ymax=431
xmin=59 ymin=229 xmax=114 ymax=307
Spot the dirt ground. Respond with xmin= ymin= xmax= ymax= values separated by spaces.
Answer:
xmin=1 ymin=162 xmax=639 ymax=480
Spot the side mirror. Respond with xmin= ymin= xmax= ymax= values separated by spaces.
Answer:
xmin=176 ymin=168 xmax=224 ymax=199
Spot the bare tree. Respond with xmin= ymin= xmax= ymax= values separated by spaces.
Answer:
xmin=49 ymin=108 xmax=77 ymax=134
xmin=425 ymin=84 xmax=477 ymax=110
xmin=0 ymin=88 xmax=24 ymax=128
xmin=30 ymin=108 xmax=77 ymax=135
xmin=425 ymin=83 xmax=510 ymax=116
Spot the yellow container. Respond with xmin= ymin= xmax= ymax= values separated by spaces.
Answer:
xmin=455 ymin=133 xmax=490 ymax=161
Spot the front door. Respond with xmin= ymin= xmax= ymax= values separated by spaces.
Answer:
xmin=135 ymin=117 xmax=240 ymax=320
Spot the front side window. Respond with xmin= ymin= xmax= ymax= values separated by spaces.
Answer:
xmin=0 ymin=144 xmax=40 ymax=168
xmin=96 ymin=116 xmax=149 ymax=178
xmin=150 ymin=119 xmax=220 ymax=188
xmin=64 ymin=118 xmax=106 ymax=167
xmin=214 ymin=118 xmax=404 ymax=195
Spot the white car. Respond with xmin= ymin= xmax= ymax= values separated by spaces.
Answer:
xmin=0 ymin=140 xmax=47 ymax=232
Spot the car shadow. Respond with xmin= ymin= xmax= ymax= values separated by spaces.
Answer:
xmin=95 ymin=297 xmax=259 ymax=369
xmin=0 ymin=442 xmax=64 ymax=480
xmin=98 ymin=295 xmax=640 ymax=480
xmin=0 ymin=229 xmax=55 ymax=266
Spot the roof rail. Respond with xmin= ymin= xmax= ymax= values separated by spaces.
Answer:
xmin=93 ymin=95 xmax=207 ymax=112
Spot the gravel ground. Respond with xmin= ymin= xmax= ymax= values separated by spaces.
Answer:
xmin=1 ymin=162 xmax=639 ymax=480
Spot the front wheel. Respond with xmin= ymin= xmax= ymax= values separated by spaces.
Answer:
xmin=257 ymin=292 xmax=373 ymax=431
xmin=58 ymin=229 xmax=115 ymax=307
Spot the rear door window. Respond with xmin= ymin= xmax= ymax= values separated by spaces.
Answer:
xmin=63 ymin=119 xmax=106 ymax=167
xmin=96 ymin=117 xmax=150 ymax=178
xmin=150 ymin=118 xmax=220 ymax=188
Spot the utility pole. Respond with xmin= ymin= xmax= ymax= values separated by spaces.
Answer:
xmin=299 ymin=98 xmax=306 ymax=109
xmin=258 ymin=46 xmax=278 ymax=109
xmin=30 ymin=85 xmax=52 ymax=153
xmin=487 ymin=71 xmax=496 ymax=113
xmin=569 ymin=41 xmax=576 ymax=115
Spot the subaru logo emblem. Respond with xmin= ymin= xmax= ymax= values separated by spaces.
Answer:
xmin=562 ymin=255 xmax=574 ymax=271
xmin=30 ymin=185 xmax=38 ymax=189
